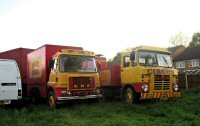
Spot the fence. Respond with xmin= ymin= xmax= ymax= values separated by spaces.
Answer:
xmin=178 ymin=73 xmax=200 ymax=89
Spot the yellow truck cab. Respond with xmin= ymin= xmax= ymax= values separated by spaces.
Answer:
xmin=121 ymin=46 xmax=181 ymax=103
xmin=47 ymin=49 xmax=101 ymax=108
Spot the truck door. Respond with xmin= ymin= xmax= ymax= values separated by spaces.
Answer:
xmin=49 ymin=58 xmax=58 ymax=83
xmin=121 ymin=55 xmax=132 ymax=84
xmin=121 ymin=52 xmax=137 ymax=84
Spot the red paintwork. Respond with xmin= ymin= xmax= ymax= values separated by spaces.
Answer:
xmin=131 ymin=82 xmax=149 ymax=93
xmin=95 ymin=56 xmax=107 ymax=71
xmin=140 ymin=92 xmax=181 ymax=99
xmin=99 ymin=65 xmax=121 ymax=87
xmin=27 ymin=44 xmax=83 ymax=98
xmin=0 ymin=48 xmax=33 ymax=83
xmin=121 ymin=82 xmax=150 ymax=93
xmin=54 ymin=87 xmax=67 ymax=100
xmin=68 ymin=77 xmax=95 ymax=89
xmin=107 ymin=65 xmax=121 ymax=86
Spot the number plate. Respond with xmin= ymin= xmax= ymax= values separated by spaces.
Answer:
xmin=160 ymin=93 xmax=168 ymax=100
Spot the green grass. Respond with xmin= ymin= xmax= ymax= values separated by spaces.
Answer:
xmin=1 ymin=88 xmax=200 ymax=126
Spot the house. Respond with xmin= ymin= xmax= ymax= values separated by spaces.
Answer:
xmin=168 ymin=45 xmax=185 ymax=61
xmin=170 ymin=45 xmax=200 ymax=89
xmin=173 ymin=45 xmax=200 ymax=72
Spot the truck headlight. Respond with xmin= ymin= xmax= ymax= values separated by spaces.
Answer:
xmin=93 ymin=89 xmax=100 ymax=94
xmin=96 ymin=89 xmax=100 ymax=94
xmin=61 ymin=90 xmax=71 ymax=96
xmin=142 ymin=84 xmax=149 ymax=92
xmin=66 ymin=90 xmax=71 ymax=95
xmin=173 ymin=84 xmax=179 ymax=92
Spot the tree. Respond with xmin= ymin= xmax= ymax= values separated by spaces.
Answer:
xmin=107 ymin=52 xmax=121 ymax=66
xmin=189 ymin=32 xmax=200 ymax=47
xmin=169 ymin=32 xmax=189 ymax=46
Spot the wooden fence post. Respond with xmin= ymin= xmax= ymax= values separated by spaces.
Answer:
xmin=185 ymin=73 xmax=188 ymax=91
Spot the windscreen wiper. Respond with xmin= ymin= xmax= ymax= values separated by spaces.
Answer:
xmin=162 ymin=56 xmax=169 ymax=67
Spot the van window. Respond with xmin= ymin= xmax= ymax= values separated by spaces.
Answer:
xmin=0 ymin=61 xmax=17 ymax=78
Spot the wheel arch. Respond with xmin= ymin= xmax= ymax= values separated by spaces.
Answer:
xmin=47 ymin=86 xmax=54 ymax=94
xmin=122 ymin=84 xmax=135 ymax=98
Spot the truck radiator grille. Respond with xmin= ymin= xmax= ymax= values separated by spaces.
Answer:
xmin=154 ymin=75 xmax=170 ymax=91
xmin=69 ymin=77 xmax=95 ymax=89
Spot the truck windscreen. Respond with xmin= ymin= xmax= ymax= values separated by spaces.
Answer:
xmin=60 ymin=56 xmax=97 ymax=72
xmin=138 ymin=51 xmax=172 ymax=67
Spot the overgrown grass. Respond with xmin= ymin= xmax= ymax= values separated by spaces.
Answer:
xmin=1 ymin=87 xmax=200 ymax=126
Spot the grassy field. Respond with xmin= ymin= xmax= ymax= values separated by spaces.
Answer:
xmin=1 ymin=87 xmax=200 ymax=126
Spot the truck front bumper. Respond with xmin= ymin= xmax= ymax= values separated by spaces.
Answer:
xmin=57 ymin=94 xmax=102 ymax=101
xmin=140 ymin=92 xmax=181 ymax=100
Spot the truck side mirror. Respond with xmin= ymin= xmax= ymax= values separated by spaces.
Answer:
xmin=130 ymin=52 xmax=135 ymax=61
xmin=49 ymin=59 xmax=54 ymax=68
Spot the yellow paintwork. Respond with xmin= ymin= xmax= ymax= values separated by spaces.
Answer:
xmin=121 ymin=45 xmax=180 ymax=95
xmin=53 ymin=49 xmax=94 ymax=57
xmin=122 ymin=45 xmax=171 ymax=54
xmin=48 ymin=49 xmax=99 ymax=90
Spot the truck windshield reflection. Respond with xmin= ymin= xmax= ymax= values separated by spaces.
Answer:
xmin=138 ymin=51 xmax=172 ymax=67
xmin=60 ymin=56 xmax=97 ymax=72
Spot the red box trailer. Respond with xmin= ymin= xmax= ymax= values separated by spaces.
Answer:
xmin=99 ymin=65 xmax=121 ymax=87
xmin=0 ymin=48 xmax=33 ymax=83
xmin=27 ymin=44 xmax=83 ymax=98
xmin=98 ymin=65 xmax=121 ymax=99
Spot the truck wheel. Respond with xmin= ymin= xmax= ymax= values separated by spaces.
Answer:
xmin=124 ymin=87 xmax=138 ymax=104
xmin=48 ymin=91 xmax=56 ymax=109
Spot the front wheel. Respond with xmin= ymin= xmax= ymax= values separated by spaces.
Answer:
xmin=124 ymin=87 xmax=139 ymax=104
xmin=48 ymin=91 xmax=57 ymax=109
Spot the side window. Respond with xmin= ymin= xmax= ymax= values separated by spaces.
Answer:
xmin=131 ymin=51 xmax=137 ymax=67
xmin=53 ymin=59 xmax=58 ymax=72
xmin=123 ymin=56 xmax=130 ymax=67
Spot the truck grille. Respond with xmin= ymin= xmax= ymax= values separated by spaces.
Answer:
xmin=69 ymin=77 xmax=95 ymax=89
xmin=154 ymin=75 xmax=170 ymax=91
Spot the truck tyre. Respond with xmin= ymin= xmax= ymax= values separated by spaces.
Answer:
xmin=124 ymin=87 xmax=139 ymax=104
xmin=48 ymin=91 xmax=57 ymax=109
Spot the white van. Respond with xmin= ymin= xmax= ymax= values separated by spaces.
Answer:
xmin=0 ymin=59 xmax=22 ymax=105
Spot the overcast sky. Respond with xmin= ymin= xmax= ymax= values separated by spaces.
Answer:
xmin=0 ymin=0 xmax=200 ymax=59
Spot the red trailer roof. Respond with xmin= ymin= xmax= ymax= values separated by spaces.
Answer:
xmin=0 ymin=48 xmax=33 ymax=83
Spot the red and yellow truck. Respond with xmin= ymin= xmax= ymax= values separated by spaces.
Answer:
xmin=0 ymin=44 xmax=101 ymax=108
xmin=96 ymin=46 xmax=181 ymax=104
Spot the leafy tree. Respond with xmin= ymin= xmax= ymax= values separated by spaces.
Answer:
xmin=189 ymin=32 xmax=200 ymax=47
xmin=169 ymin=32 xmax=189 ymax=46
xmin=107 ymin=52 xmax=121 ymax=66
